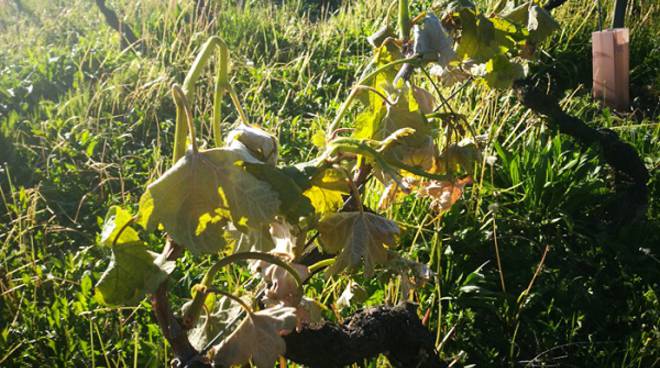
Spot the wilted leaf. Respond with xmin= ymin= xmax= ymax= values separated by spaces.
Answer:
xmin=436 ymin=138 xmax=482 ymax=175
xmin=413 ymin=13 xmax=457 ymax=66
xmin=296 ymin=297 xmax=323 ymax=330
xmin=137 ymin=148 xmax=280 ymax=255
xmin=417 ymin=176 xmax=472 ymax=212
xmin=411 ymin=85 xmax=437 ymax=115
xmin=527 ymin=5 xmax=560 ymax=43
xmin=184 ymin=295 xmax=244 ymax=351
xmin=95 ymin=242 xmax=174 ymax=306
xmin=226 ymin=125 xmax=278 ymax=165
xmin=211 ymin=305 xmax=297 ymax=368
xmin=318 ymin=211 xmax=400 ymax=276
xmin=261 ymin=261 xmax=309 ymax=306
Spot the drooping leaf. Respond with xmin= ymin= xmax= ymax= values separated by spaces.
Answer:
xmin=318 ymin=211 xmax=400 ymax=276
xmin=184 ymin=295 xmax=244 ymax=351
xmin=95 ymin=242 xmax=174 ymax=306
xmin=413 ymin=13 xmax=457 ymax=66
xmin=226 ymin=125 xmax=278 ymax=165
xmin=417 ymin=176 xmax=473 ymax=213
xmin=527 ymin=5 xmax=560 ymax=44
xmin=100 ymin=206 xmax=138 ymax=246
xmin=211 ymin=305 xmax=297 ymax=368
xmin=137 ymin=148 xmax=280 ymax=255
xmin=435 ymin=138 xmax=482 ymax=175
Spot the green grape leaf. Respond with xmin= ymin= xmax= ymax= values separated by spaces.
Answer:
xmin=100 ymin=206 xmax=138 ymax=246
xmin=318 ymin=211 xmax=399 ymax=276
xmin=456 ymin=9 xmax=516 ymax=62
xmin=138 ymin=148 xmax=280 ymax=255
xmin=243 ymin=162 xmax=315 ymax=222
xmin=211 ymin=305 xmax=297 ymax=368
xmin=304 ymin=185 xmax=344 ymax=215
xmin=482 ymin=55 xmax=524 ymax=89
xmin=527 ymin=5 xmax=560 ymax=44
xmin=95 ymin=242 xmax=175 ymax=306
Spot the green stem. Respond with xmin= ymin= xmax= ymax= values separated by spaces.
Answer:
xmin=172 ymin=84 xmax=197 ymax=154
xmin=212 ymin=46 xmax=229 ymax=147
xmin=398 ymin=0 xmax=411 ymax=41
xmin=308 ymin=258 xmax=336 ymax=273
xmin=183 ymin=36 xmax=228 ymax=102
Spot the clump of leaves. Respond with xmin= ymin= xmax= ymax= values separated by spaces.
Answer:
xmin=93 ymin=1 xmax=559 ymax=366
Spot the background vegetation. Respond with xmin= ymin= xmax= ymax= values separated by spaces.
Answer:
xmin=0 ymin=0 xmax=658 ymax=366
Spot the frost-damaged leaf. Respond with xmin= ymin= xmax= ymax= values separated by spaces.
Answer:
xmin=527 ymin=5 xmax=559 ymax=44
xmin=137 ymin=148 xmax=280 ymax=255
xmin=436 ymin=138 xmax=482 ymax=175
xmin=411 ymin=85 xmax=437 ymax=115
xmin=100 ymin=206 xmax=138 ymax=246
xmin=257 ymin=260 xmax=309 ymax=307
xmin=226 ymin=125 xmax=278 ymax=165
xmin=243 ymin=162 xmax=315 ymax=222
xmin=417 ymin=176 xmax=472 ymax=213
xmin=413 ymin=13 xmax=457 ymax=66
xmin=95 ymin=242 xmax=174 ymax=306
xmin=318 ymin=211 xmax=400 ymax=276
xmin=184 ymin=295 xmax=244 ymax=351
xmin=211 ymin=305 xmax=297 ymax=368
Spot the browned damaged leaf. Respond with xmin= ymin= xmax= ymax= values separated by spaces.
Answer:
xmin=417 ymin=176 xmax=472 ymax=212
xmin=210 ymin=305 xmax=297 ymax=368
xmin=318 ymin=211 xmax=400 ymax=276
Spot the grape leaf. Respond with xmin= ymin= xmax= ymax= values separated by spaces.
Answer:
xmin=527 ymin=5 xmax=560 ymax=44
xmin=304 ymin=185 xmax=344 ymax=215
xmin=318 ymin=211 xmax=400 ymax=276
xmin=95 ymin=242 xmax=174 ymax=306
xmin=138 ymin=148 xmax=280 ymax=255
xmin=243 ymin=162 xmax=315 ymax=222
xmin=184 ymin=295 xmax=244 ymax=351
xmin=417 ymin=176 xmax=472 ymax=212
xmin=211 ymin=305 xmax=297 ymax=368
xmin=100 ymin=206 xmax=138 ymax=246
xmin=413 ymin=13 xmax=457 ymax=66
xmin=226 ymin=125 xmax=278 ymax=165
xmin=456 ymin=9 xmax=516 ymax=62
xmin=482 ymin=55 xmax=524 ymax=89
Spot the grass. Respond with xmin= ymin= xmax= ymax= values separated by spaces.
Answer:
xmin=0 ymin=0 xmax=658 ymax=367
